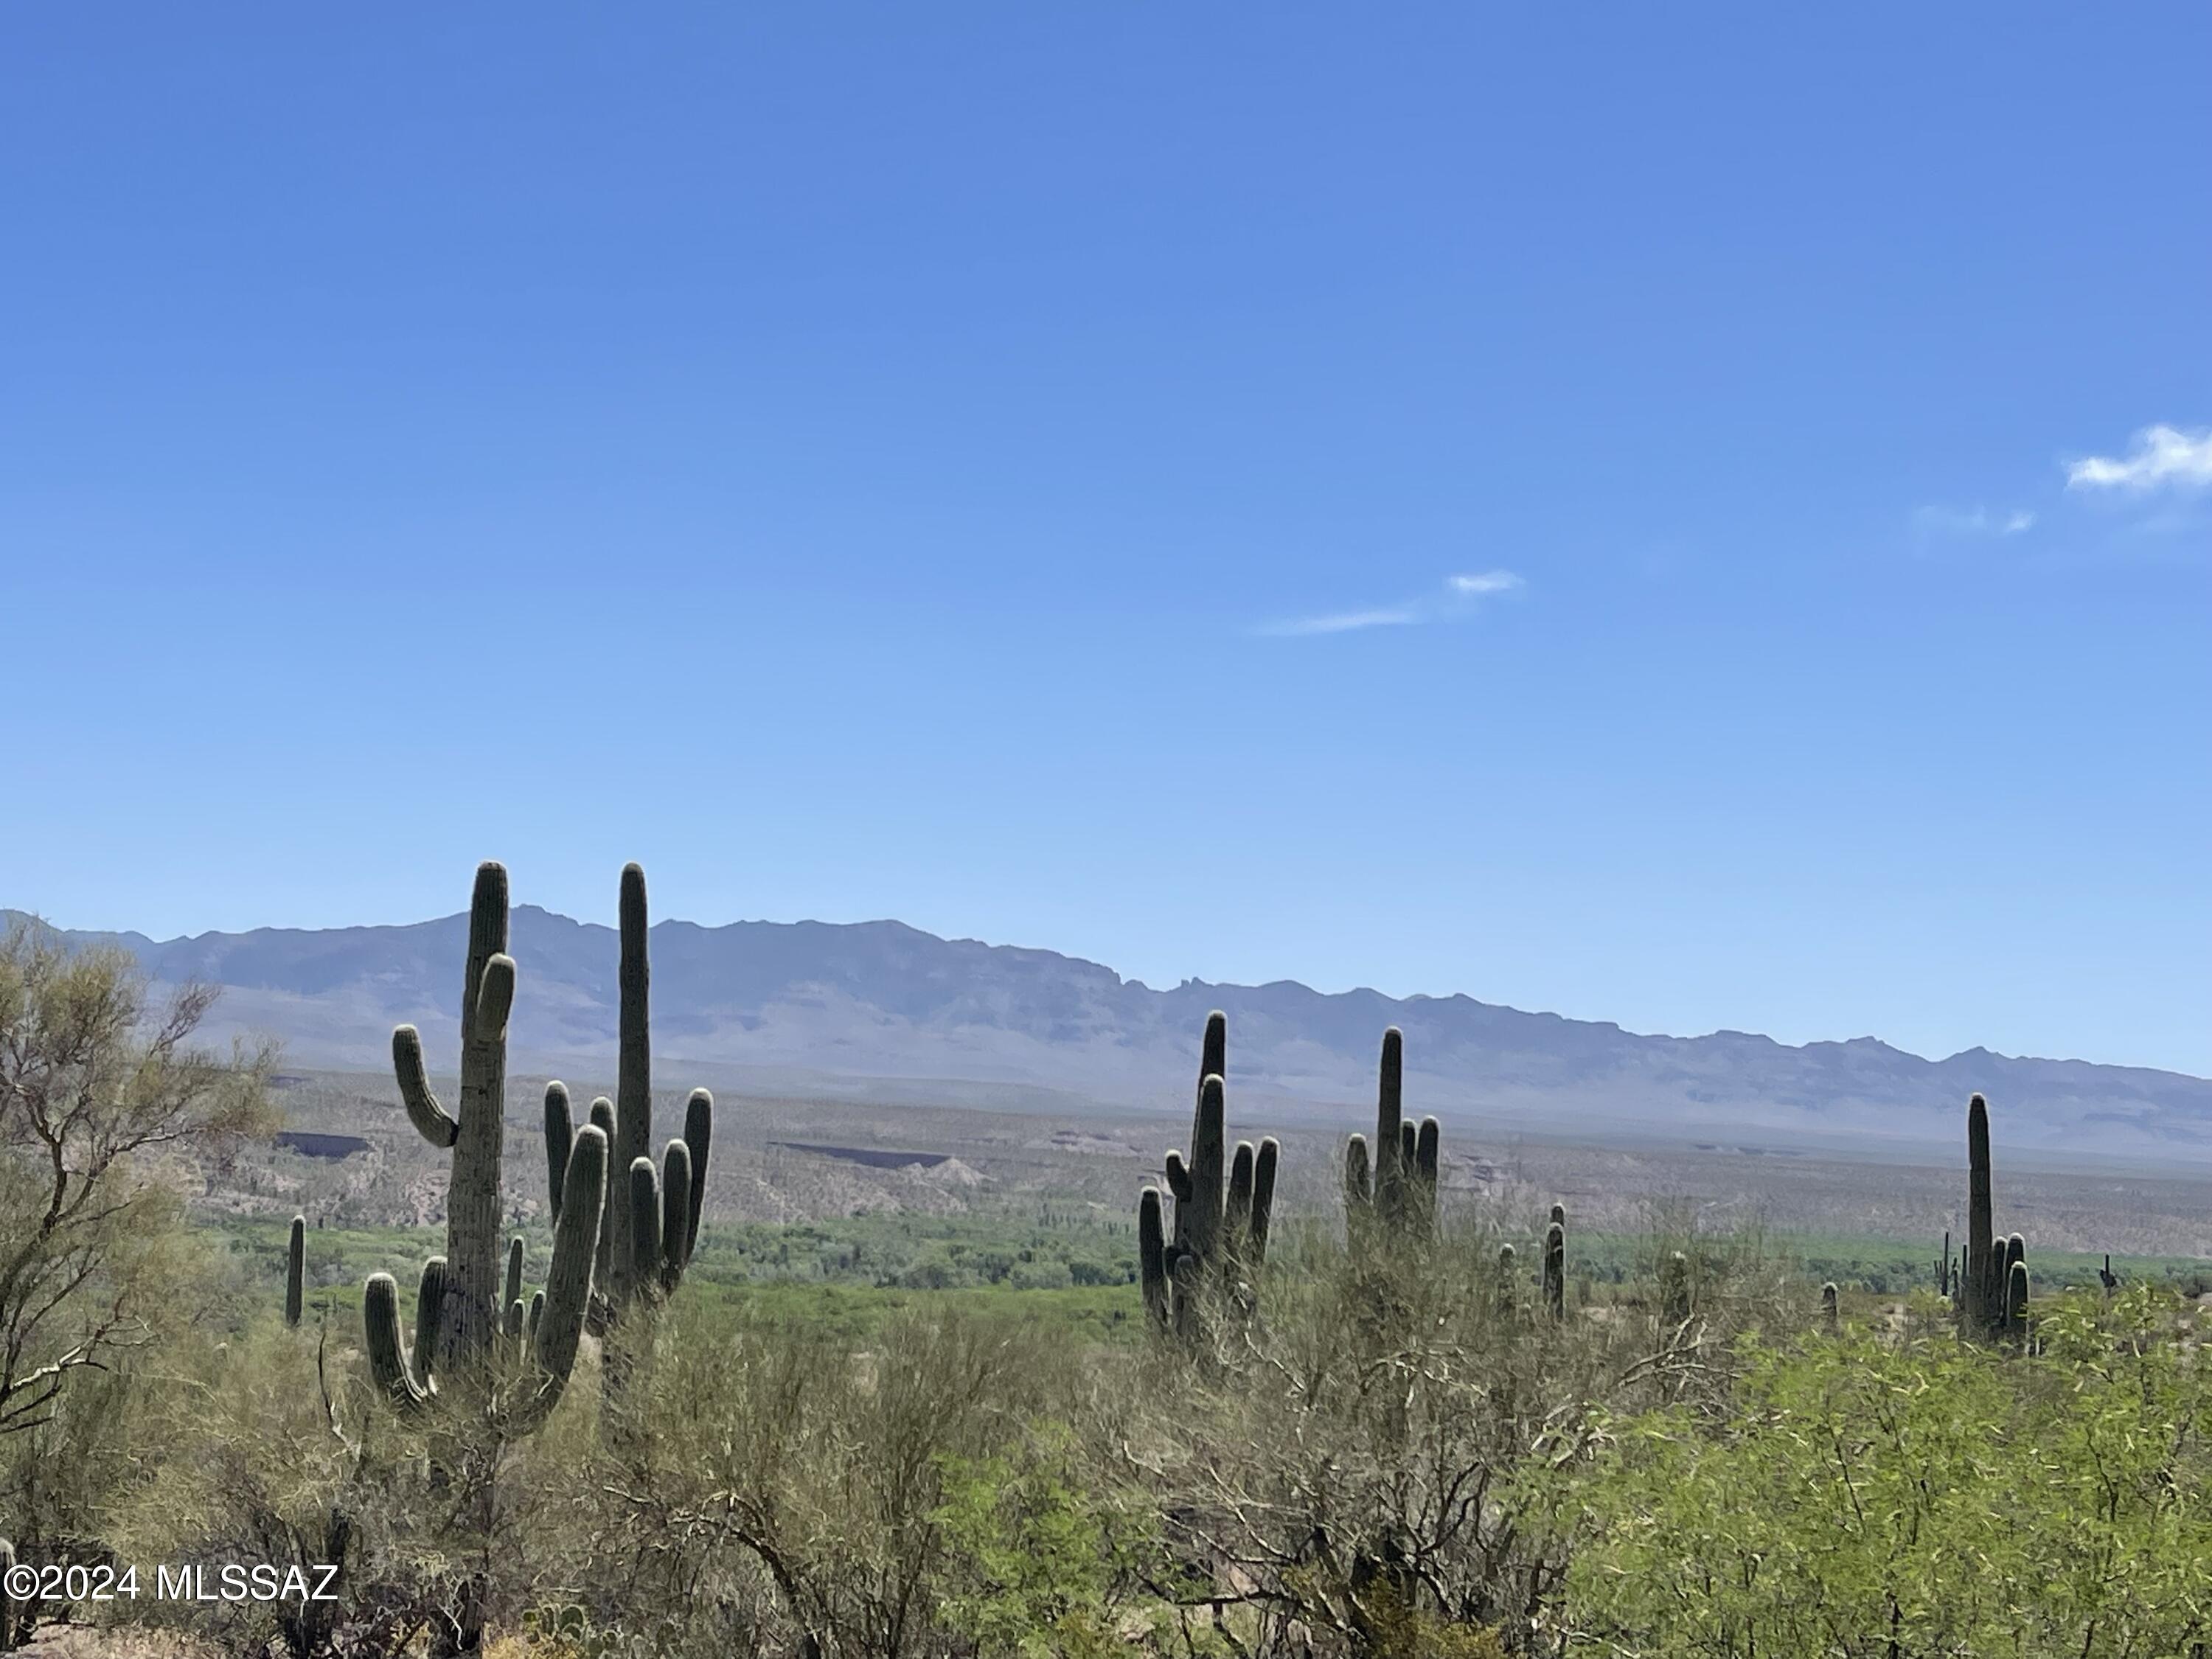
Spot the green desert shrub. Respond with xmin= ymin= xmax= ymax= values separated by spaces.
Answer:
xmin=1562 ymin=1284 xmax=2212 ymax=1657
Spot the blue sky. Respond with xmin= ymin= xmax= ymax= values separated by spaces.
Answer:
xmin=4 ymin=7 xmax=2208 ymax=1074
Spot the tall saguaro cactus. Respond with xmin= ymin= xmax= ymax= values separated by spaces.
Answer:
xmin=1343 ymin=1029 xmax=1441 ymax=1237
xmin=390 ymin=862 xmax=515 ymax=1370
xmin=366 ymin=860 xmax=609 ymax=1427
xmin=1138 ymin=1012 xmax=1280 ymax=1338
xmin=1958 ymin=1093 xmax=2032 ymax=1341
xmin=592 ymin=865 xmax=714 ymax=1335
xmin=609 ymin=864 xmax=653 ymax=1306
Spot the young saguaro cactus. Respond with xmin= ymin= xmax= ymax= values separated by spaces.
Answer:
xmin=1660 ymin=1251 xmax=1692 ymax=1325
xmin=1343 ymin=1029 xmax=1441 ymax=1237
xmin=1137 ymin=1012 xmax=1280 ymax=1337
xmin=1543 ymin=1213 xmax=1566 ymax=1322
xmin=285 ymin=1214 xmax=306 ymax=1329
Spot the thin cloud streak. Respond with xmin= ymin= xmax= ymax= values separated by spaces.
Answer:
xmin=2067 ymin=425 xmax=2212 ymax=493
xmin=1914 ymin=504 xmax=2034 ymax=538
xmin=1254 ymin=606 xmax=1421 ymax=637
xmin=1256 ymin=571 xmax=1523 ymax=639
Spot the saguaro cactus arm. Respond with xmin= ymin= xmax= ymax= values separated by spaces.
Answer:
xmin=1249 ymin=1137 xmax=1279 ymax=1265
xmin=1344 ymin=1135 xmax=1371 ymax=1209
xmin=525 ymin=1121 xmax=607 ymax=1414
xmin=543 ymin=1083 xmax=574 ymax=1222
xmin=1226 ymin=1141 xmax=1256 ymax=1238
xmin=364 ymin=1258 xmax=446 ymax=1415
xmin=1138 ymin=1186 xmax=1169 ymax=1328
xmin=681 ymin=1088 xmax=713 ymax=1262
xmin=1412 ymin=1116 xmax=1441 ymax=1235
xmin=1164 ymin=1150 xmax=1193 ymax=1205
xmin=392 ymin=1028 xmax=461 ymax=1148
xmin=589 ymin=1096 xmax=618 ymax=1290
xmin=627 ymin=1157 xmax=664 ymax=1301
xmin=658 ymin=1138 xmax=695 ymax=1292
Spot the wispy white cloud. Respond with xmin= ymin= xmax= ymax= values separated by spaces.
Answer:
xmin=1447 ymin=569 xmax=1526 ymax=596
xmin=1913 ymin=504 xmax=2035 ymax=538
xmin=1256 ymin=571 xmax=1523 ymax=638
xmin=1254 ymin=606 xmax=1421 ymax=637
xmin=2066 ymin=425 xmax=2212 ymax=493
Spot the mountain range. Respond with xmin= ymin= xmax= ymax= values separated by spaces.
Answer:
xmin=13 ymin=905 xmax=2210 ymax=1164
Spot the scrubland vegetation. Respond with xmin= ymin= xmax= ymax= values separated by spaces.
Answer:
xmin=8 ymin=889 xmax=2212 ymax=1657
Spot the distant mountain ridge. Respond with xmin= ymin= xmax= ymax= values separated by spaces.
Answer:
xmin=11 ymin=904 xmax=2211 ymax=1161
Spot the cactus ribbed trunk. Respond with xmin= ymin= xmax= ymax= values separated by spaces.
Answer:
xmin=1964 ymin=1093 xmax=1992 ymax=1332
xmin=439 ymin=864 xmax=510 ymax=1374
xmin=1374 ymin=1028 xmax=1404 ymax=1224
xmin=1183 ymin=1074 xmax=1227 ymax=1271
xmin=611 ymin=863 xmax=653 ymax=1308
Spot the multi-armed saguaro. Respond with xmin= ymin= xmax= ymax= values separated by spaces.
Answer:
xmin=369 ymin=861 xmax=610 ymax=1423
xmin=1138 ymin=1012 xmax=1279 ymax=1337
xmin=1343 ymin=1028 xmax=1441 ymax=1238
xmin=364 ymin=860 xmax=715 ymax=1426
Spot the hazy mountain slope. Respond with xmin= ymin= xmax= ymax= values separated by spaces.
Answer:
xmin=12 ymin=905 xmax=2210 ymax=1159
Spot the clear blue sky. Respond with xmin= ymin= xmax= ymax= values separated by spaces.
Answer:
xmin=4 ymin=7 xmax=2207 ymax=1075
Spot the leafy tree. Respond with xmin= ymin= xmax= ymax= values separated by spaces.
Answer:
xmin=0 ymin=919 xmax=274 ymax=1436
